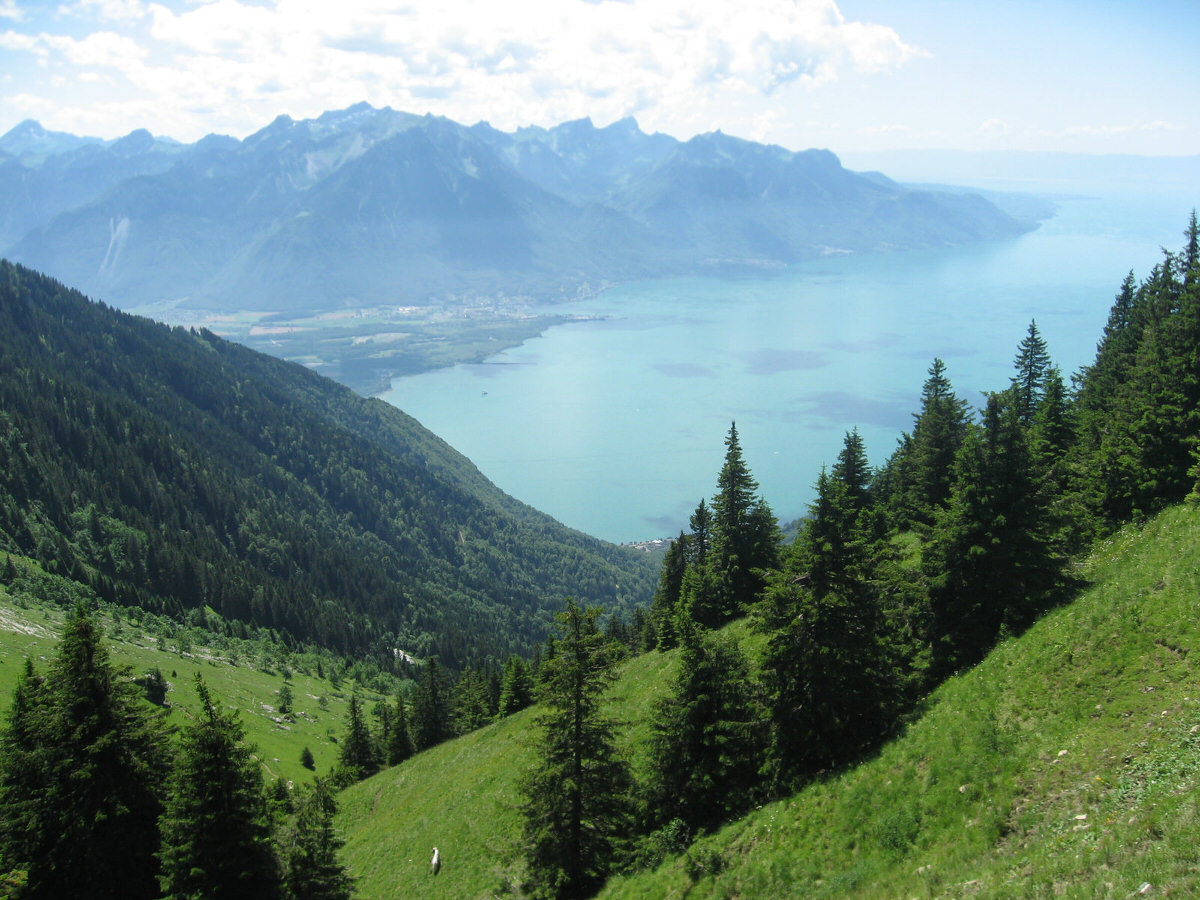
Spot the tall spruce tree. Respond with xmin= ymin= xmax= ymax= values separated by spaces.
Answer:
xmin=831 ymin=427 xmax=872 ymax=512
xmin=452 ymin=666 xmax=495 ymax=734
xmin=1030 ymin=365 xmax=1074 ymax=465
xmin=1184 ymin=209 xmax=1199 ymax=284
xmin=1011 ymin=320 xmax=1052 ymax=425
xmin=498 ymin=655 xmax=534 ymax=717
xmin=158 ymin=674 xmax=281 ymax=900
xmin=1077 ymin=242 xmax=1200 ymax=524
xmin=896 ymin=358 xmax=972 ymax=528
xmin=648 ymin=531 xmax=689 ymax=650
xmin=410 ymin=658 xmax=450 ymax=752
xmin=338 ymin=693 xmax=379 ymax=779
xmin=277 ymin=779 xmax=355 ymax=900
xmin=758 ymin=468 xmax=893 ymax=790
xmin=519 ymin=600 xmax=632 ymax=899
xmin=676 ymin=547 xmax=723 ymax=630
xmin=1076 ymin=270 xmax=1140 ymax=438
xmin=686 ymin=499 xmax=711 ymax=570
xmin=708 ymin=423 xmax=780 ymax=620
xmin=645 ymin=623 xmax=761 ymax=832
xmin=386 ymin=693 xmax=414 ymax=765
xmin=0 ymin=658 xmax=48 ymax=893
xmin=0 ymin=604 xmax=171 ymax=900
xmin=925 ymin=391 xmax=1066 ymax=675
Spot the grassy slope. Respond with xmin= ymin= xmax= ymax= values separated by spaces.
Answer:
xmin=602 ymin=504 xmax=1200 ymax=899
xmin=0 ymin=592 xmax=385 ymax=787
xmin=335 ymin=504 xmax=1200 ymax=900
xmin=335 ymin=641 xmax=683 ymax=899
xmin=2 ymin=506 xmax=1196 ymax=897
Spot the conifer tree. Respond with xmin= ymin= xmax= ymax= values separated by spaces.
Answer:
xmin=158 ymin=674 xmax=281 ymax=900
xmin=1080 ymin=247 xmax=1199 ymax=523
xmin=900 ymin=358 xmax=972 ymax=527
xmin=645 ymin=623 xmax=761 ymax=832
xmin=410 ymin=658 xmax=450 ymax=751
xmin=648 ymin=532 xmax=689 ymax=650
xmin=372 ymin=699 xmax=392 ymax=762
xmin=1077 ymin=270 xmax=1140 ymax=436
xmin=386 ymin=693 xmax=414 ymax=765
xmin=519 ymin=600 xmax=632 ymax=899
xmin=338 ymin=693 xmax=379 ymax=779
xmin=797 ymin=468 xmax=859 ymax=596
xmin=925 ymin=391 xmax=1066 ymax=675
xmin=1184 ymin=209 xmax=1199 ymax=284
xmin=1030 ymin=365 xmax=1074 ymax=465
xmin=452 ymin=666 xmax=495 ymax=734
xmin=0 ymin=658 xmax=47 ymax=892
xmin=676 ymin=545 xmax=723 ymax=630
xmin=758 ymin=469 xmax=893 ymax=790
xmin=686 ymin=499 xmax=711 ymax=569
xmin=278 ymin=779 xmax=355 ymax=900
xmin=831 ymin=427 xmax=872 ymax=511
xmin=708 ymin=423 xmax=780 ymax=619
xmin=1011 ymin=320 xmax=1052 ymax=425
xmin=498 ymin=655 xmax=534 ymax=717
xmin=0 ymin=604 xmax=171 ymax=900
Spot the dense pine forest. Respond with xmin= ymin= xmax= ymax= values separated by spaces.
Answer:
xmin=0 ymin=260 xmax=657 ymax=668
xmin=0 ymin=211 xmax=1196 ymax=898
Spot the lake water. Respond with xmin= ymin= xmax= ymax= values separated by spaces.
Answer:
xmin=380 ymin=180 xmax=1199 ymax=543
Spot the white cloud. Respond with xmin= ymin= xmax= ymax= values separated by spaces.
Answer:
xmin=979 ymin=118 xmax=1007 ymax=136
xmin=0 ymin=29 xmax=39 ymax=52
xmin=1 ymin=0 xmax=922 ymax=141
xmin=0 ymin=1 xmax=22 ymax=21
xmin=51 ymin=30 xmax=148 ymax=68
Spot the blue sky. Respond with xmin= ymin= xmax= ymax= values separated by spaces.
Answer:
xmin=0 ymin=0 xmax=1196 ymax=155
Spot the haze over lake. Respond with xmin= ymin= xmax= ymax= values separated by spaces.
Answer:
xmin=381 ymin=178 xmax=1198 ymax=543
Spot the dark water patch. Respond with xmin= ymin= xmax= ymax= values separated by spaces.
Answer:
xmin=741 ymin=348 xmax=828 ymax=375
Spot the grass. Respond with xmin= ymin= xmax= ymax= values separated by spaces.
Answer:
xmin=3 ymin=505 xmax=1199 ymax=898
xmin=0 ymin=585 xmax=389 ymax=787
xmin=599 ymin=504 xmax=1200 ymax=899
xmin=339 ymin=504 xmax=1200 ymax=899
xmin=335 ymin=644 xmax=687 ymax=898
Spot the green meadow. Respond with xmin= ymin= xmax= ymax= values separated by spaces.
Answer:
xmin=333 ymin=504 xmax=1200 ymax=899
xmin=2 ymin=503 xmax=1199 ymax=898
xmin=0 ymin=583 xmax=387 ymax=788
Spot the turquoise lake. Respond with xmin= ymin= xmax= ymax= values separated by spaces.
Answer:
xmin=380 ymin=181 xmax=1199 ymax=543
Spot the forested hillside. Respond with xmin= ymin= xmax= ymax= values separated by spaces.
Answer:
xmin=0 ymin=261 xmax=657 ymax=667
xmin=332 ymin=212 xmax=1200 ymax=899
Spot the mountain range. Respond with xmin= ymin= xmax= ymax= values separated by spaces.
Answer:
xmin=1 ymin=104 xmax=1030 ymax=315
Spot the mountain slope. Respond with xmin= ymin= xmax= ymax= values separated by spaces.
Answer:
xmin=2 ymin=105 xmax=1031 ymax=315
xmin=0 ymin=262 xmax=656 ymax=666
xmin=334 ymin=503 xmax=1200 ymax=898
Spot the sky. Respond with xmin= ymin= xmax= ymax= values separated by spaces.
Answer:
xmin=0 ymin=0 xmax=1197 ymax=155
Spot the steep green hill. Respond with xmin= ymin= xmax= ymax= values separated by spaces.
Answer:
xmin=0 ymin=581 xmax=369 ymax=788
xmin=334 ymin=504 xmax=1200 ymax=899
xmin=0 ymin=261 xmax=656 ymax=667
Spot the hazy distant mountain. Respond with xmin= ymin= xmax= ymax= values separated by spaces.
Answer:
xmin=0 ymin=120 xmax=183 ymax=250
xmin=2 ymin=104 xmax=1030 ymax=313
